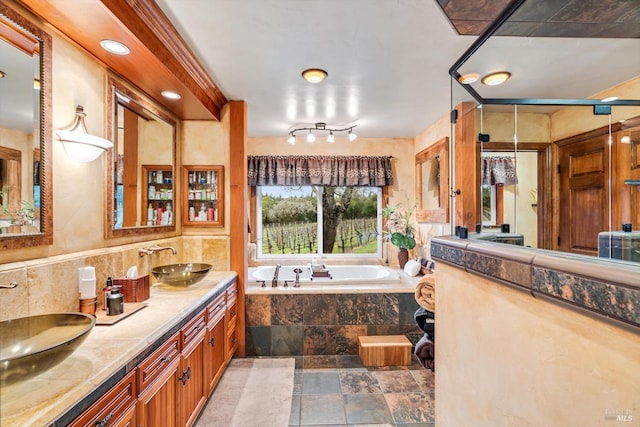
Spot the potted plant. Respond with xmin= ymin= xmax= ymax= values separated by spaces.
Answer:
xmin=382 ymin=202 xmax=417 ymax=268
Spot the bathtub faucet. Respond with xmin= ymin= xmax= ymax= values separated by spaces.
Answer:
xmin=272 ymin=264 xmax=282 ymax=287
xmin=293 ymin=268 xmax=302 ymax=288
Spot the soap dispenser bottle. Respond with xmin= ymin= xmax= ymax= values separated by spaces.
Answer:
xmin=106 ymin=286 xmax=124 ymax=316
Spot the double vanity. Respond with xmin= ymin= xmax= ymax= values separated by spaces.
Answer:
xmin=0 ymin=271 xmax=238 ymax=427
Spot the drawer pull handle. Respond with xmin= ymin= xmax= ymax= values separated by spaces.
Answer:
xmin=161 ymin=356 xmax=172 ymax=363
xmin=95 ymin=411 xmax=114 ymax=427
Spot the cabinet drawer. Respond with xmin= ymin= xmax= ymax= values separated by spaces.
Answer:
xmin=226 ymin=281 xmax=238 ymax=305
xmin=137 ymin=332 xmax=180 ymax=393
xmin=69 ymin=370 xmax=136 ymax=427
xmin=226 ymin=297 xmax=238 ymax=327
xmin=226 ymin=321 xmax=238 ymax=359
xmin=181 ymin=309 xmax=207 ymax=350
xmin=207 ymin=293 xmax=226 ymax=327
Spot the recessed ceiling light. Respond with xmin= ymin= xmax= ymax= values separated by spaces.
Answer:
xmin=301 ymin=68 xmax=328 ymax=83
xmin=0 ymin=70 xmax=5 ymax=78
xmin=458 ymin=73 xmax=479 ymax=84
xmin=602 ymin=96 xmax=618 ymax=102
xmin=161 ymin=90 xmax=181 ymax=100
xmin=33 ymin=78 xmax=40 ymax=90
xmin=100 ymin=39 xmax=130 ymax=55
xmin=481 ymin=71 xmax=511 ymax=86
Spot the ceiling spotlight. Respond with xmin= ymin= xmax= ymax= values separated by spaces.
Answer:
xmin=458 ymin=73 xmax=479 ymax=84
xmin=0 ymin=70 xmax=5 ymax=79
xmin=288 ymin=134 xmax=296 ymax=145
xmin=348 ymin=129 xmax=357 ymax=142
xmin=481 ymin=71 xmax=511 ymax=86
xmin=161 ymin=90 xmax=181 ymax=100
xmin=326 ymin=131 xmax=334 ymax=143
xmin=301 ymin=68 xmax=328 ymax=83
xmin=100 ymin=39 xmax=130 ymax=55
xmin=307 ymin=130 xmax=315 ymax=143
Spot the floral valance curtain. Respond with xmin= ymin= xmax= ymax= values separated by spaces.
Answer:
xmin=247 ymin=155 xmax=394 ymax=187
xmin=481 ymin=156 xmax=518 ymax=185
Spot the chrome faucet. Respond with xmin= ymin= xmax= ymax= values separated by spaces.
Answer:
xmin=272 ymin=264 xmax=282 ymax=287
xmin=293 ymin=268 xmax=302 ymax=287
xmin=139 ymin=245 xmax=177 ymax=257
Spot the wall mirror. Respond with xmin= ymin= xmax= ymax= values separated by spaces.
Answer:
xmin=415 ymin=136 xmax=449 ymax=223
xmin=105 ymin=76 xmax=176 ymax=238
xmin=0 ymin=3 xmax=52 ymax=250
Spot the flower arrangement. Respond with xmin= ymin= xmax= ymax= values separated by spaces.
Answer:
xmin=382 ymin=202 xmax=416 ymax=250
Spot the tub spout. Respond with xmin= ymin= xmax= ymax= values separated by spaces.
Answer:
xmin=272 ymin=264 xmax=281 ymax=287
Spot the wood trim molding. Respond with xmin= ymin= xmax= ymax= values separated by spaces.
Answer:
xmin=19 ymin=0 xmax=227 ymax=121
xmin=101 ymin=0 xmax=227 ymax=116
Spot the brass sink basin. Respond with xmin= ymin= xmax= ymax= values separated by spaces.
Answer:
xmin=151 ymin=263 xmax=212 ymax=286
xmin=0 ymin=312 xmax=95 ymax=385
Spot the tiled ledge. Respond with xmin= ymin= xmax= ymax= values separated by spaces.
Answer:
xmin=431 ymin=236 xmax=640 ymax=332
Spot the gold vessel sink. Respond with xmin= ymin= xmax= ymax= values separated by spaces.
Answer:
xmin=151 ymin=263 xmax=212 ymax=286
xmin=0 ymin=312 xmax=95 ymax=385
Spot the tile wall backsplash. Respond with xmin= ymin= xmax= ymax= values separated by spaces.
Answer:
xmin=245 ymin=292 xmax=423 ymax=357
xmin=0 ymin=236 xmax=228 ymax=321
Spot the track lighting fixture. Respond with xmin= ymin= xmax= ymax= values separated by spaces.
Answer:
xmin=287 ymin=122 xmax=358 ymax=145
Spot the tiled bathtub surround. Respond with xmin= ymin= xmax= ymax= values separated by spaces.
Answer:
xmin=245 ymin=291 xmax=423 ymax=356
xmin=0 ymin=235 xmax=228 ymax=322
xmin=431 ymin=235 xmax=640 ymax=331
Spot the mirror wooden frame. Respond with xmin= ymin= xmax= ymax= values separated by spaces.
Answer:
xmin=415 ymin=136 xmax=449 ymax=223
xmin=104 ymin=75 xmax=177 ymax=239
xmin=0 ymin=3 xmax=52 ymax=250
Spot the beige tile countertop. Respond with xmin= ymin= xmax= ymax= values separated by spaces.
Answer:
xmin=0 ymin=271 xmax=237 ymax=427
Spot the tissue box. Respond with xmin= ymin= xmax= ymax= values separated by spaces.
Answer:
xmin=113 ymin=275 xmax=150 ymax=303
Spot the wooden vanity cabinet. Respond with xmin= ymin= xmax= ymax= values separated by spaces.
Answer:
xmin=136 ymin=333 xmax=181 ymax=426
xmin=68 ymin=370 xmax=137 ymax=427
xmin=225 ymin=282 xmax=239 ymax=359
xmin=205 ymin=293 xmax=227 ymax=396
xmin=179 ymin=310 xmax=207 ymax=427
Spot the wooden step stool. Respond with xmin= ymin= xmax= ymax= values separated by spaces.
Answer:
xmin=358 ymin=335 xmax=412 ymax=367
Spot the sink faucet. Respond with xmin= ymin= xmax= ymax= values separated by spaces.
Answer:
xmin=139 ymin=245 xmax=177 ymax=257
xmin=272 ymin=264 xmax=281 ymax=287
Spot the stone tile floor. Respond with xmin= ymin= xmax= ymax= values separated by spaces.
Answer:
xmin=288 ymin=355 xmax=435 ymax=426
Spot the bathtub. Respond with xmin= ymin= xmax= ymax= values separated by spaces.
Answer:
xmin=247 ymin=264 xmax=406 ymax=292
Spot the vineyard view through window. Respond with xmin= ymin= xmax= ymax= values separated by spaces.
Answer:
xmin=257 ymin=186 xmax=382 ymax=258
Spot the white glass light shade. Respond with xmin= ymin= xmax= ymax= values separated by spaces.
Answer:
xmin=58 ymin=132 xmax=113 ymax=162
xmin=326 ymin=132 xmax=335 ymax=143
xmin=348 ymin=130 xmax=358 ymax=141
xmin=288 ymin=134 xmax=296 ymax=144
xmin=307 ymin=131 xmax=315 ymax=142
xmin=56 ymin=106 xmax=113 ymax=162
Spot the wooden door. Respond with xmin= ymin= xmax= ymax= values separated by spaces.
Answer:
xmin=558 ymin=135 xmax=608 ymax=255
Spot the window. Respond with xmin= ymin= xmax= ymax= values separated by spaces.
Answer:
xmin=481 ymin=184 xmax=503 ymax=226
xmin=256 ymin=186 xmax=382 ymax=258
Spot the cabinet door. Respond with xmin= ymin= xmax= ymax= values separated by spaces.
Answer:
xmin=179 ymin=311 xmax=207 ymax=427
xmin=179 ymin=337 xmax=206 ymax=427
xmin=137 ymin=356 xmax=180 ymax=427
xmin=69 ymin=370 xmax=137 ymax=427
xmin=225 ymin=296 xmax=238 ymax=360
xmin=182 ymin=165 xmax=224 ymax=227
xmin=205 ymin=299 xmax=227 ymax=395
